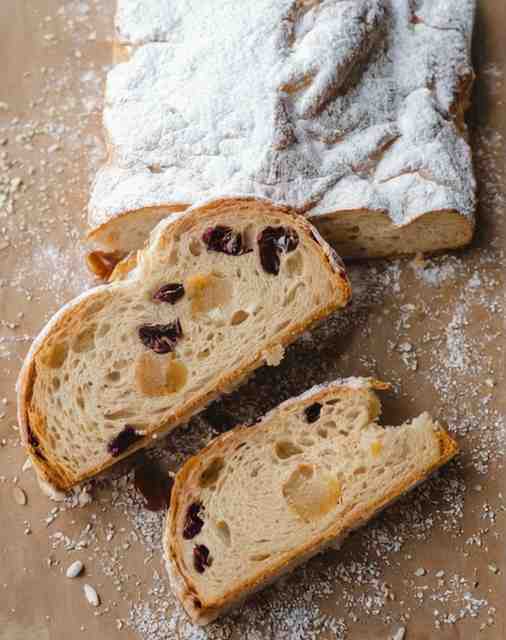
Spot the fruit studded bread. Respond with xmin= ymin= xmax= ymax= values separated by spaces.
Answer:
xmin=88 ymin=0 xmax=476 ymax=259
xmin=17 ymin=198 xmax=350 ymax=494
xmin=165 ymin=378 xmax=458 ymax=625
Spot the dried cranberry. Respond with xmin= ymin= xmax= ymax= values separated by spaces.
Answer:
xmin=305 ymin=403 xmax=322 ymax=423
xmin=202 ymin=404 xmax=236 ymax=433
xmin=193 ymin=544 xmax=212 ymax=573
xmin=134 ymin=459 xmax=174 ymax=512
xmin=138 ymin=320 xmax=183 ymax=354
xmin=202 ymin=226 xmax=249 ymax=256
xmin=107 ymin=426 xmax=142 ymax=457
xmin=153 ymin=283 xmax=185 ymax=304
xmin=257 ymin=226 xmax=299 ymax=275
xmin=183 ymin=502 xmax=205 ymax=539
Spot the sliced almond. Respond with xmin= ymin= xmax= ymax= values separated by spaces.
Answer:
xmin=84 ymin=584 xmax=100 ymax=607
xmin=13 ymin=487 xmax=27 ymax=506
xmin=66 ymin=560 xmax=84 ymax=578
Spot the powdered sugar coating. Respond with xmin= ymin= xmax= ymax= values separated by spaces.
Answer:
xmin=90 ymin=0 xmax=475 ymax=234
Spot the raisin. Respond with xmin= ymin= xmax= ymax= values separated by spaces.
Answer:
xmin=134 ymin=458 xmax=174 ymax=512
xmin=257 ymin=226 xmax=299 ymax=275
xmin=193 ymin=544 xmax=212 ymax=573
xmin=202 ymin=404 xmax=236 ymax=433
xmin=107 ymin=425 xmax=142 ymax=457
xmin=153 ymin=283 xmax=185 ymax=304
xmin=305 ymin=402 xmax=322 ymax=424
xmin=138 ymin=320 xmax=183 ymax=354
xmin=202 ymin=226 xmax=249 ymax=256
xmin=183 ymin=502 xmax=205 ymax=539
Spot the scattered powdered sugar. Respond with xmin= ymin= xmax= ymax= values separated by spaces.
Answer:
xmin=1 ymin=2 xmax=506 ymax=640
xmin=445 ymin=304 xmax=470 ymax=371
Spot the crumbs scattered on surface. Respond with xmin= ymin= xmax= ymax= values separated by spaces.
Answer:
xmin=0 ymin=4 xmax=505 ymax=640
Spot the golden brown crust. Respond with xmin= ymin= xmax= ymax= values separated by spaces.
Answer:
xmin=18 ymin=197 xmax=351 ymax=493
xmin=86 ymin=249 xmax=127 ymax=280
xmin=165 ymin=382 xmax=458 ymax=624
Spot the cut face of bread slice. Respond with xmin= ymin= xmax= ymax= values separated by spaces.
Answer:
xmin=165 ymin=378 xmax=458 ymax=625
xmin=17 ymin=198 xmax=350 ymax=493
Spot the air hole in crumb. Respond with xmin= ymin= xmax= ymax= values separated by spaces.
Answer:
xmin=285 ymin=252 xmax=303 ymax=277
xmin=199 ymin=457 xmax=225 ymax=488
xmin=353 ymin=465 xmax=367 ymax=476
xmin=97 ymin=323 xmax=111 ymax=338
xmin=197 ymin=349 xmax=210 ymax=360
xmin=104 ymin=409 xmax=135 ymax=420
xmin=317 ymin=428 xmax=328 ymax=439
xmin=325 ymin=398 xmax=342 ymax=406
xmin=189 ymin=238 xmax=202 ymax=256
xmin=275 ymin=440 xmax=303 ymax=460
xmin=148 ymin=163 xmax=162 ymax=173
xmin=41 ymin=343 xmax=68 ymax=369
xmin=215 ymin=520 xmax=231 ymax=546
xmin=52 ymin=377 xmax=61 ymax=391
xmin=250 ymin=553 xmax=271 ymax=562
xmin=299 ymin=437 xmax=315 ymax=447
xmin=72 ymin=326 xmax=96 ymax=353
xmin=283 ymin=283 xmax=304 ymax=306
xmin=230 ymin=310 xmax=249 ymax=326
xmin=106 ymin=371 xmax=121 ymax=382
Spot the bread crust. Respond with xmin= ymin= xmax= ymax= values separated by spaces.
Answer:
xmin=165 ymin=378 xmax=458 ymax=625
xmin=17 ymin=197 xmax=351 ymax=495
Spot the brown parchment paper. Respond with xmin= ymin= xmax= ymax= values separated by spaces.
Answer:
xmin=0 ymin=2 xmax=505 ymax=639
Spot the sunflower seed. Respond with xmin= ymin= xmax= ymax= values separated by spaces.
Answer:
xmin=13 ymin=487 xmax=27 ymax=505
xmin=392 ymin=628 xmax=406 ymax=640
xmin=66 ymin=560 xmax=84 ymax=578
xmin=83 ymin=584 xmax=100 ymax=607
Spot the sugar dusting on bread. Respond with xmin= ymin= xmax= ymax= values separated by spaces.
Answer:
xmin=90 ymin=0 xmax=475 ymax=238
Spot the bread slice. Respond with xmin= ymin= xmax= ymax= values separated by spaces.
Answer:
xmin=17 ymin=198 xmax=350 ymax=494
xmin=88 ymin=0 xmax=476 ymax=258
xmin=165 ymin=378 xmax=458 ymax=625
